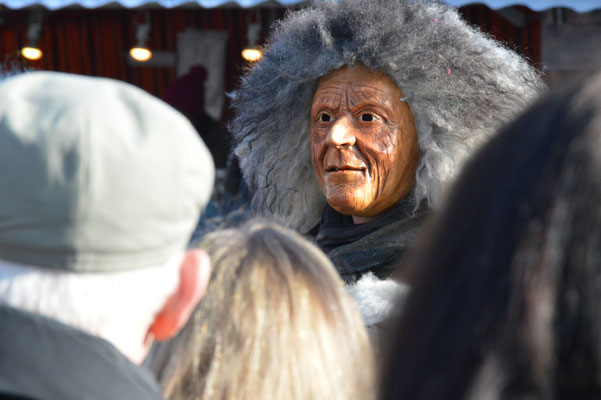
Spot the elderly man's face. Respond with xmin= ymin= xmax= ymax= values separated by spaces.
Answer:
xmin=310 ymin=64 xmax=419 ymax=221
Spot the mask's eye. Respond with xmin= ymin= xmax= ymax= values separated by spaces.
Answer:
xmin=320 ymin=113 xmax=331 ymax=122
xmin=361 ymin=113 xmax=374 ymax=122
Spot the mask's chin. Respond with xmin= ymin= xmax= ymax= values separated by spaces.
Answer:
xmin=329 ymin=187 xmax=406 ymax=220
xmin=324 ymin=185 xmax=375 ymax=217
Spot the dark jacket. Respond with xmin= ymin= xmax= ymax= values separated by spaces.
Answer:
xmin=0 ymin=304 xmax=162 ymax=400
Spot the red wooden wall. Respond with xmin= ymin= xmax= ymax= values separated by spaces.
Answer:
xmin=0 ymin=5 xmax=541 ymax=120
xmin=0 ymin=7 xmax=286 ymax=121
xmin=460 ymin=5 xmax=542 ymax=70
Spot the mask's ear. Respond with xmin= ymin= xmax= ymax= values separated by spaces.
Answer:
xmin=147 ymin=248 xmax=211 ymax=341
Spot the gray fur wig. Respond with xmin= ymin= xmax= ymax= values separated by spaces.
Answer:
xmin=230 ymin=0 xmax=546 ymax=233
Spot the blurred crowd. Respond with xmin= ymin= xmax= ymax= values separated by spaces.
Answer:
xmin=1 ymin=0 xmax=601 ymax=399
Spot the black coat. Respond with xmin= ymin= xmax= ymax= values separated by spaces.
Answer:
xmin=0 ymin=304 xmax=162 ymax=400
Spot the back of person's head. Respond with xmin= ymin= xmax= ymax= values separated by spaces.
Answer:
xmin=0 ymin=71 xmax=214 ymax=363
xmin=161 ymin=221 xmax=376 ymax=400
xmin=381 ymin=71 xmax=601 ymax=400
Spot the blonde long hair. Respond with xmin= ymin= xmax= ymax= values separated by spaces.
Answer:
xmin=161 ymin=222 xmax=375 ymax=400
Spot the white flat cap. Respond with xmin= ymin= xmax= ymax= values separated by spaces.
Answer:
xmin=0 ymin=72 xmax=214 ymax=272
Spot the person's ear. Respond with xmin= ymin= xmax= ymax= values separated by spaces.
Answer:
xmin=148 ymin=248 xmax=211 ymax=341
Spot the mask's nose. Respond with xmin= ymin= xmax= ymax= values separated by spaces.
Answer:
xmin=326 ymin=116 xmax=356 ymax=147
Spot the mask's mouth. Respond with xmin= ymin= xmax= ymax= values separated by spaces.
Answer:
xmin=326 ymin=165 xmax=365 ymax=173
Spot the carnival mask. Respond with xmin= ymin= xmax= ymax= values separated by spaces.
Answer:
xmin=310 ymin=64 xmax=419 ymax=222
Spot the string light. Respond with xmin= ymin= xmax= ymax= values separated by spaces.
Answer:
xmin=242 ymin=13 xmax=262 ymax=63
xmin=129 ymin=12 xmax=152 ymax=63
xmin=21 ymin=12 xmax=43 ymax=61
xmin=241 ymin=48 xmax=262 ymax=62
xmin=21 ymin=46 xmax=43 ymax=61
xmin=130 ymin=47 xmax=152 ymax=62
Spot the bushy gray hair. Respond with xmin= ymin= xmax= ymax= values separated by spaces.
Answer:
xmin=230 ymin=0 xmax=546 ymax=232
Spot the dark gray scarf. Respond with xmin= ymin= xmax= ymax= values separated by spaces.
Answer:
xmin=313 ymin=197 xmax=428 ymax=283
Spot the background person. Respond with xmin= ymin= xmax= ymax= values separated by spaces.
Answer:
xmin=162 ymin=65 xmax=231 ymax=171
xmin=380 ymin=71 xmax=601 ymax=400
xmin=0 ymin=71 xmax=214 ymax=400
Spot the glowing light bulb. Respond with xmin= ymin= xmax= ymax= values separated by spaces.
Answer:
xmin=21 ymin=46 xmax=43 ymax=61
xmin=129 ymin=47 xmax=152 ymax=62
xmin=242 ymin=48 xmax=262 ymax=62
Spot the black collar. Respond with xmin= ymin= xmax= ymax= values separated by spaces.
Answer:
xmin=314 ymin=197 xmax=417 ymax=253
xmin=312 ymin=197 xmax=428 ymax=282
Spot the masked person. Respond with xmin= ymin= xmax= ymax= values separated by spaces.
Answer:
xmin=229 ymin=0 xmax=545 ymax=327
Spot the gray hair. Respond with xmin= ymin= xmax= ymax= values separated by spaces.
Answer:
xmin=230 ymin=0 xmax=546 ymax=232
xmin=0 ymin=255 xmax=182 ymax=363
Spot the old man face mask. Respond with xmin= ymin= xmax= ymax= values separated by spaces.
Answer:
xmin=310 ymin=64 xmax=419 ymax=221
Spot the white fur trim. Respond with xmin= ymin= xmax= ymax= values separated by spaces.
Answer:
xmin=346 ymin=272 xmax=409 ymax=327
